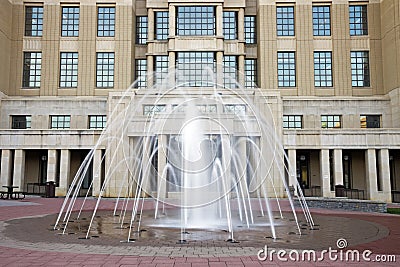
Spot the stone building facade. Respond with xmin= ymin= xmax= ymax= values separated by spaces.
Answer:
xmin=0 ymin=0 xmax=399 ymax=202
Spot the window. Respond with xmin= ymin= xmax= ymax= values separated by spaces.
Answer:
xmin=135 ymin=59 xmax=147 ymax=88
xmin=51 ymin=115 xmax=71 ymax=129
xmin=245 ymin=59 xmax=257 ymax=88
xmin=360 ymin=115 xmax=380 ymax=128
xmin=278 ymin=52 xmax=296 ymax=87
xmin=61 ymin=6 xmax=80 ymax=37
xmin=351 ymin=51 xmax=370 ymax=87
xmin=60 ymin=52 xmax=78 ymax=88
xmin=223 ymin=56 xmax=238 ymax=88
xmin=276 ymin=6 xmax=295 ymax=36
xmin=349 ymin=5 xmax=368 ymax=36
xmin=314 ymin=51 xmax=332 ymax=87
xmin=23 ymin=52 xmax=42 ymax=88
xmin=97 ymin=7 xmax=115 ymax=37
xmin=155 ymin=12 xmax=169 ymax=40
xmin=89 ymin=115 xmax=107 ymax=129
xmin=143 ymin=105 xmax=166 ymax=115
xmin=224 ymin=104 xmax=246 ymax=116
xmin=25 ymin=6 xmax=43 ymax=37
xmin=223 ymin=11 xmax=237 ymax=40
xmin=154 ymin=56 xmax=169 ymax=84
xmin=96 ymin=52 xmax=114 ymax=88
xmin=313 ymin=6 xmax=330 ymax=36
xmin=196 ymin=105 xmax=217 ymax=114
xmin=176 ymin=52 xmax=215 ymax=87
xmin=283 ymin=115 xmax=302 ymax=129
xmin=177 ymin=6 xmax=215 ymax=36
xmin=12 ymin=116 xmax=31 ymax=129
xmin=244 ymin=16 xmax=256 ymax=44
xmin=321 ymin=115 xmax=341 ymax=128
xmin=136 ymin=16 xmax=148 ymax=44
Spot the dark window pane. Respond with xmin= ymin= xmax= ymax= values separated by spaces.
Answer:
xmin=25 ymin=6 xmax=43 ymax=36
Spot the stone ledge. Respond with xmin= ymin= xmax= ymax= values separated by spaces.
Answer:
xmin=297 ymin=197 xmax=387 ymax=213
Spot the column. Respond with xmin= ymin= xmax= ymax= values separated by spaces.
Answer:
xmin=141 ymin=136 xmax=152 ymax=197
xmin=237 ymin=137 xmax=247 ymax=195
xmin=333 ymin=149 xmax=343 ymax=186
xmin=147 ymin=55 xmax=154 ymax=88
xmin=92 ymin=149 xmax=103 ymax=197
xmin=288 ymin=149 xmax=297 ymax=194
xmin=46 ymin=149 xmax=57 ymax=182
xmin=216 ymin=52 xmax=224 ymax=86
xmin=1 ymin=150 xmax=12 ymax=186
xmin=169 ymin=5 xmax=176 ymax=37
xmin=216 ymin=5 xmax=223 ymax=37
xmin=221 ymin=134 xmax=231 ymax=197
xmin=238 ymin=8 xmax=245 ymax=41
xmin=148 ymin=8 xmax=154 ymax=41
xmin=365 ymin=149 xmax=378 ymax=200
xmin=320 ymin=149 xmax=333 ymax=197
xmin=157 ymin=134 xmax=168 ymax=200
xmin=378 ymin=149 xmax=392 ymax=202
xmin=56 ymin=149 xmax=70 ymax=196
xmin=238 ymin=55 xmax=245 ymax=86
xmin=168 ymin=52 xmax=176 ymax=85
xmin=13 ymin=150 xmax=25 ymax=190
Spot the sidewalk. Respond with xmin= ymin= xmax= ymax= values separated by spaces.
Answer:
xmin=0 ymin=197 xmax=398 ymax=266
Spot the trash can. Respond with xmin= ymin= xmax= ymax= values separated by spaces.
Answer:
xmin=335 ymin=185 xmax=345 ymax=197
xmin=45 ymin=181 xmax=55 ymax=198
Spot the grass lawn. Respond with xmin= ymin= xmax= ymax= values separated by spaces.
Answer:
xmin=387 ymin=208 xmax=400 ymax=215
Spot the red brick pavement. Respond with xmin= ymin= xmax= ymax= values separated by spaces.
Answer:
xmin=0 ymin=197 xmax=398 ymax=266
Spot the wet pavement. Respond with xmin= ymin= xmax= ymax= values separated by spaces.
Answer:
xmin=0 ymin=197 xmax=399 ymax=266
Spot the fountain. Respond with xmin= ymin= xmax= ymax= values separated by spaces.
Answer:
xmin=54 ymin=63 xmax=314 ymax=243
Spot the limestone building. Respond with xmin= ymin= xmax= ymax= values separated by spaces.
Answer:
xmin=0 ymin=0 xmax=399 ymax=202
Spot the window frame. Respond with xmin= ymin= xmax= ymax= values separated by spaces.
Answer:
xmin=244 ymin=16 xmax=256 ymax=44
xmin=360 ymin=115 xmax=381 ymax=128
xmin=223 ymin=55 xmax=238 ymax=88
xmin=349 ymin=5 xmax=368 ymax=36
xmin=143 ymin=105 xmax=166 ymax=116
xmin=155 ymin=11 xmax=169 ymax=40
xmin=314 ymin=51 xmax=333 ymax=87
xmin=61 ymin=6 xmax=80 ymax=37
xmin=59 ymin=52 xmax=78 ymax=88
xmin=89 ymin=115 xmax=107 ymax=129
xmin=23 ymin=52 xmax=42 ymax=88
xmin=97 ymin=6 xmax=115 ymax=37
xmin=25 ymin=6 xmax=43 ymax=37
xmin=276 ymin=6 xmax=295 ymax=37
xmin=136 ymin=16 xmax=148 ymax=44
xmin=224 ymin=104 xmax=246 ymax=116
xmin=176 ymin=6 xmax=216 ymax=36
xmin=277 ymin=51 xmax=296 ymax=87
xmin=96 ymin=52 xmax=114 ymax=88
xmin=321 ymin=115 xmax=341 ymax=129
xmin=283 ymin=115 xmax=303 ymax=129
xmin=135 ymin=59 xmax=147 ymax=88
xmin=351 ymin=51 xmax=370 ymax=87
xmin=312 ymin=6 xmax=331 ymax=36
xmin=154 ymin=55 xmax=169 ymax=85
xmin=50 ymin=115 xmax=71 ymax=129
xmin=245 ymin=59 xmax=257 ymax=88
xmin=223 ymin=11 xmax=238 ymax=40
xmin=176 ymin=52 xmax=216 ymax=87
xmin=11 ymin=115 xmax=32 ymax=129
